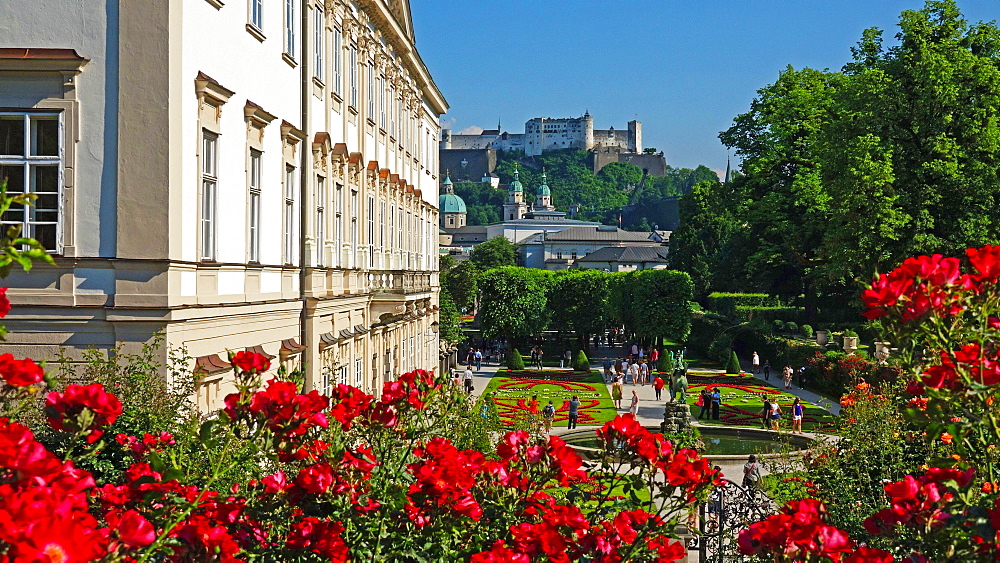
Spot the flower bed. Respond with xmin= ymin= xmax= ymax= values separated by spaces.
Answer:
xmin=682 ymin=373 xmax=838 ymax=432
xmin=483 ymin=370 xmax=618 ymax=426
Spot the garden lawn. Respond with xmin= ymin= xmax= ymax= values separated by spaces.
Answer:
xmin=482 ymin=370 xmax=618 ymax=427
xmin=680 ymin=372 xmax=838 ymax=432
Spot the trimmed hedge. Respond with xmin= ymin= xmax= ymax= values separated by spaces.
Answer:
xmin=734 ymin=305 xmax=804 ymax=324
xmin=507 ymin=349 xmax=525 ymax=370
xmin=802 ymin=324 xmax=814 ymax=339
xmin=707 ymin=292 xmax=780 ymax=317
xmin=572 ymin=350 xmax=591 ymax=372
xmin=726 ymin=350 xmax=741 ymax=374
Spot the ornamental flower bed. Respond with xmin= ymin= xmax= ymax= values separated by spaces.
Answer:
xmin=483 ymin=370 xmax=618 ymax=426
xmin=683 ymin=374 xmax=837 ymax=432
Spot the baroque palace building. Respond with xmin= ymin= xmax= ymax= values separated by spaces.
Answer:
xmin=0 ymin=0 xmax=447 ymax=411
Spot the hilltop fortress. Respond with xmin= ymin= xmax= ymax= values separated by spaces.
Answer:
xmin=439 ymin=112 xmax=667 ymax=181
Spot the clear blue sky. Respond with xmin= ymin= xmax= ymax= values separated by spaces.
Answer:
xmin=411 ymin=0 xmax=997 ymax=174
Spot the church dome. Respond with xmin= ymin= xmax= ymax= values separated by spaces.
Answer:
xmin=439 ymin=193 xmax=466 ymax=214
xmin=509 ymin=165 xmax=524 ymax=192
xmin=536 ymin=170 xmax=551 ymax=196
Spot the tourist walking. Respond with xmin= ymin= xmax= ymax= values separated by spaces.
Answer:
xmin=791 ymin=398 xmax=804 ymax=434
xmin=711 ymin=387 xmax=722 ymax=420
xmin=631 ymin=343 xmax=639 ymax=357
xmin=650 ymin=347 xmax=660 ymax=366
xmin=466 ymin=348 xmax=475 ymax=367
xmin=639 ymin=360 xmax=649 ymax=385
xmin=612 ymin=378 xmax=623 ymax=409
xmin=567 ymin=395 xmax=580 ymax=429
xmin=698 ymin=388 xmax=712 ymax=419
xmin=602 ymin=357 xmax=613 ymax=382
xmin=763 ymin=360 xmax=771 ymax=380
xmin=752 ymin=351 xmax=760 ymax=374
xmin=629 ymin=390 xmax=639 ymax=416
xmin=535 ymin=346 xmax=544 ymax=370
xmin=530 ymin=347 xmax=538 ymax=369
xmin=760 ymin=397 xmax=771 ymax=429
xmin=451 ymin=368 xmax=461 ymax=388
xmin=742 ymin=455 xmax=762 ymax=488
xmin=528 ymin=395 xmax=539 ymax=430
xmin=474 ymin=349 xmax=482 ymax=371
xmin=653 ymin=374 xmax=664 ymax=401
xmin=463 ymin=365 xmax=474 ymax=394
xmin=783 ymin=365 xmax=793 ymax=389
xmin=769 ymin=399 xmax=783 ymax=431
xmin=542 ymin=400 xmax=555 ymax=434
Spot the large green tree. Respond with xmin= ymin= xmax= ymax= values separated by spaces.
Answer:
xmin=477 ymin=267 xmax=550 ymax=345
xmin=469 ymin=236 xmax=518 ymax=271
xmin=442 ymin=260 xmax=479 ymax=313
xmin=547 ymin=270 xmax=609 ymax=345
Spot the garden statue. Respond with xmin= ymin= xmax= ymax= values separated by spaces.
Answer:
xmin=672 ymin=371 xmax=688 ymax=403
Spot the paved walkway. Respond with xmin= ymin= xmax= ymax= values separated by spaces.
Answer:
xmin=741 ymin=362 xmax=842 ymax=416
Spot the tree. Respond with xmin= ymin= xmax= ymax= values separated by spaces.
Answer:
xmin=630 ymin=269 xmax=695 ymax=344
xmin=477 ymin=267 xmax=550 ymax=345
xmin=571 ymin=350 xmax=591 ymax=372
xmin=442 ymin=260 xmax=479 ymax=312
xmin=469 ymin=237 xmax=518 ymax=271
xmin=438 ymin=288 xmax=464 ymax=345
xmin=547 ymin=270 xmax=609 ymax=345
xmin=726 ymin=350 xmax=741 ymax=374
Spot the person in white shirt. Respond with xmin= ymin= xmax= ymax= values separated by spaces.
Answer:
xmin=463 ymin=366 xmax=474 ymax=394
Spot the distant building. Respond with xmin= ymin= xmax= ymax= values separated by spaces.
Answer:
xmin=574 ymin=246 xmax=671 ymax=272
xmin=520 ymin=226 xmax=665 ymax=270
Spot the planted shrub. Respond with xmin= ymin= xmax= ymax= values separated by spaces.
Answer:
xmin=726 ymin=350 xmax=741 ymax=374
xmin=802 ymin=324 xmax=814 ymax=339
xmin=507 ymin=348 xmax=525 ymax=370
xmin=572 ymin=350 xmax=591 ymax=372
xmin=774 ymin=320 xmax=786 ymax=331
xmin=786 ymin=322 xmax=799 ymax=334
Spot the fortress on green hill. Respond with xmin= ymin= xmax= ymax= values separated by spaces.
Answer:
xmin=439 ymin=112 xmax=668 ymax=181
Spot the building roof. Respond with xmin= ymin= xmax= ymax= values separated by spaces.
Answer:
xmin=439 ymin=193 xmax=466 ymax=214
xmin=536 ymin=170 xmax=550 ymax=196
xmin=576 ymin=246 xmax=670 ymax=263
xmin=509 ymin=165 xmax=523 ymax=192
xmin=453 ymin=225 xmax=488 ymax=234
xmin=544 ymin=226 xmax=656 ymax=242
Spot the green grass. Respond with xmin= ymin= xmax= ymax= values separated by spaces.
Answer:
xmin=483 ymin=369 xmax=618 ymax=427
xmin=682 ymin=372 xmax=838 ymax=432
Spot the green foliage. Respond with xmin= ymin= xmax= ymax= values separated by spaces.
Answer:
xmin=628 ymin=269 xmax=695 ymax=343
xmin=733 ymin=305 xmax=803 ymax=324
xmin=469 ymin=236 xmax=518 ymax=270
xmin=478 ymin=267 xmax=550 ymax=341
xmin=706 ymin=292 xmax=780 ymax=316
xmin=774 ymin=319 xmax=786 ymax=331
xmin=842 ymin=329 xmax=859 ymax=337
xmin=453 ymin=181 xmax=506 ymax=226
xmin=786 ymin=321 xmax=799 ymax=334
xmin=571 ymin=349 xmax=591 ymax=372
xmin=438 ymin=288 xmax=465 ymax=345
xmin=0 ymin=180 xmax=55 ymax=280
xmin=802 ymin=324 xmax=814 ymax=339
xmin=726 ymin=350 xmax=741 ymax=374
xmin=547 ymin=270 xmax=609 ymax=338
xmin=442 ymin=260 xmax=479 ymax=312
xmin=507 ymin=348 xmax=525 ymax=370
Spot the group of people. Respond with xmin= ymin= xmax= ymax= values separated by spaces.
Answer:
xmin=450 ymin=364 xmax=476 ymax=394
xmin=528 ymin=346 xmax=545 ymax=370
xmin=696 ymin=386 xmax=723 ymax=420
xmin=527 ymin=394 xmax=582 ymax=433
xmin=601 ymin=356 xmax=655 ymax=385
xmin=751 ymin=351 xmax=803 ymax=390
xmin=759 ymin=395 xmax=805 ymax=433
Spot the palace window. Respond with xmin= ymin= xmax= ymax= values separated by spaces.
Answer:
xmin=349 ymin=45 xmax=358 ymax=108
xmin=350 ymin=190 xmax=358 ymax=268
xmin=0 ymin=112 xmax=62 ymax=252
xmin=250 ymin=0 xmax=263 ymax=31
xmin=355 ymin=358 xmax=362 ymax=387
xmin=389 ymin=86 xmax=396 ymax=137
xmin=333 ymin=28 xmax=343 ymax=97
xmin=284 ymin=165 xmax=296 ymax=264
xmin=367 ymin=62 xmax=375 ymax=120
xmin=313 ymin=5 xmax=324 ymax=82
xmin=316 ymin=175 xmax=326 ymax=266
xmin=378 ymin=76 xmax=386 ymax=129
xmin=284 ymin=0 xmax=296 ymax=58
xmin=334 ymin=183 xmax=342 ymax=267
xmin=200 ymin=131 xmax=218 ymax=260
xmin=248 ymin=149 xmax=262 ymax=262
xmin=368 ymin=195 xmax=374 ymax=268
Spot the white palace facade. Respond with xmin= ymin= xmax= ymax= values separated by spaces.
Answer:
xmin=0 ymin=0 xmax=447 ymax=411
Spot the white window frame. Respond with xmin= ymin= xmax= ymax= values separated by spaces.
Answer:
xmin=349 ymin=45 xmax=358 ymax=108
xmin=316 ymin=175 xmax=326 ymax=267
xmin=249 ymin=0 xmax=263 ymax=31
xmin=355 ymin=358 xmax=362 ymax=387
xmin=334 ymin=182 xmax=342 ymax=267
xmin=248 ymin=149 xmax=262 ymax=262
xmin=367 ymin=61 xmax=375 ymax=120
xmin=367 ymin=195 xmax=374 ymax=268
xmin=378 ymin=75 xmax=386 ymax=129
xmin=284 ymin=0 xmax=296 ymax=58
xmin=313 ymin=4 xmax=324 ymax=82
xmin=200 ymin=131 xmax=219 ymax=261
xmin=350 ymin=190 xmax=358 ymax=269
xmin=333 ymin=27 xmax=343 ymax=97
xmin=0 ymin=112 xmax=63 ymax=254
xmin=284 ymin=164 xmax=296 ymax=264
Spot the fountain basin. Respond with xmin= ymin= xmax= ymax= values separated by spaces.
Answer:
xmin=560 ymin=426 xmax=814 ymax=462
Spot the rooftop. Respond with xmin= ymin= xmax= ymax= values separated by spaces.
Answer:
xmin=575 ymin=246 xmax=671 ymax=263
xmin=544 ymin=226 xmax=657 ymax=242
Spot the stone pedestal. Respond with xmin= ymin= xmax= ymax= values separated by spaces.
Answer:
xmin=661 ymin=402 xmax=693 ymax=434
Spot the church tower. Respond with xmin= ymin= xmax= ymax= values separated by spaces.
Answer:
xmin=438 ymin=171 xmax=467 ymax=229
xmin=502 ymin=164 xmax=529 ymax=221
xmin=533 ymin=168 xmax=554 ymax=212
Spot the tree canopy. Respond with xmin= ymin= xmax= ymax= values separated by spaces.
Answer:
xmin=468 ymin=237 xmax=518 ymax=271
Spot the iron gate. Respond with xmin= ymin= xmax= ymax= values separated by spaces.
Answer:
xmin=694 ymin=479 xmax=774 ymax=562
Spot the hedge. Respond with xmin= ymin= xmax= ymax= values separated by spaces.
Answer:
xmin=733 ymin=305 xmax=804 ymax=324
xmin=507 ymin=348 xmax=525 ymax=370
xmin=572 ymin=350 xmax=591 ymax=372
xmin=706 ymin=292 xmax=780 ymax=317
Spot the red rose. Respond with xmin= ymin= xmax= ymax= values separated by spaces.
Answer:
xmin=0 ymin=353 xmax=44 ymax=387
xmin=107 ymin=509 xmax=156 ymax=548
xmin=231 ymin=350 xmax=271 ymax=373
xmin=0 ymin=287 xmax=9 ymax=317
xmin=45 ymin=383 xmax=123 ymax=443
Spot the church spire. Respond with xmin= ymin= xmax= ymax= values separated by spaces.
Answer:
xmin=724 ymin=158 xmax=732 ymax=184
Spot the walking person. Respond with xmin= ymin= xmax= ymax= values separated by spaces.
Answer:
xmin=783 ymin=365 xmax=793 ymax=390
xmin=541 ymin=400 xmax=555 ymax=434
xmin=567 ymin=395 xmax=580 ymax=429
xmin=698 ymin=388 xmax=712 ymax=419
xmin=653 ymin=374 xmax=664 ymax=401
xmin=466 ymin=348 xmax=475 ymax=367
xmin=742 ymin=455 xmax=762 ymax=489
xmin=528 ymin=395 xmax=539 ymax=431
xmin=639 ymin=360 xmax=649 ymax=385
xmin=763 ymin=360 xmax=771 ymax=381
xmin=791 ymin=398 xmax=804 ymax=434
xmin=474 ymin=349 xmax=483 ymax=371
xmin=530 ymin=347 xmax=538 ymax=370
xmin=463 ymin=365 xmax=475 ymax=394
xmin=711 ymin=387 xmax=722 ymax=420
xmin=769 ymin=399 xmax=783 ymax=431
xmin=752 ymin=351 xmax=760 ymax=374
xmin=602 ymin=357 xmax=613 ymax=382
xmin=612 ymin=377 xmax=624 ymax=409
xmin=760 ymin=397 xmax=771 ymax=430
xmin=650 ymin=348 xmax=660 ymax=369
xmin=631 ymin=342 xmax=639 ymax=357
xmin=536 ymin=346 xmax=544 ymax=370
xmin=629 ymin=390 xmax=639 ymax=416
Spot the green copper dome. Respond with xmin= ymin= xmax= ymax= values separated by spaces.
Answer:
xmin=509 ymin=165 xmax=524 ymax=192
xmin=537 ymin=170 xmax=551 ymax=196
xmin=439 ymin=193 xmax=466 ymax=214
